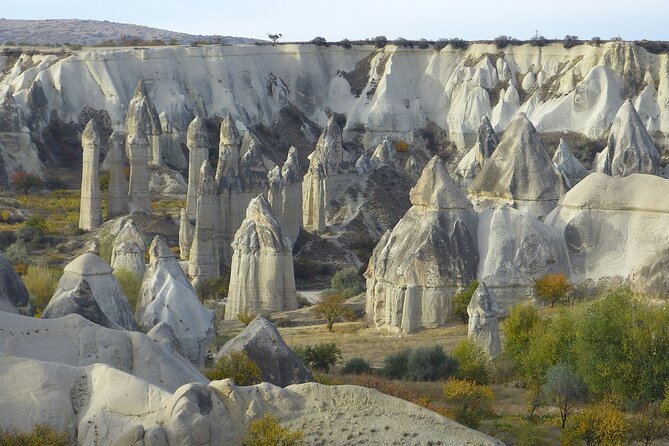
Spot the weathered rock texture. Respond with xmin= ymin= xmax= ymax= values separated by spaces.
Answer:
xmin=110 ymin=218 xmax=146 ymax=279
xmin=0 ymin=92 xmax=42 ymax=185
xmin=189 ymin=161 xmax=220 ymax=288
xmin=42 ymin=279 xmax=122 ymax=329
xmin=105 ymin=131 xmax=128 ymax=218
xmin=552 ymin=138 xmax=587 ymax=187
xmin=267 ymin=147 xmax=303 ymax=246
xmin=225 ymin=195 xmax=297 ymax=319
xmin=44 ymin=252 xmax=137 ymax=331
xmin=126 ymin=79 xmax=162 ymax=166
xmin=186 ymin=116 xmax=209 ymax=219
xmin=365 ymin=156 xmax=479 ymax=332
xmin=137 ymin=236 xmax=215 ymax=366
xmin=454 ymin=116 xmax=499 ymax=188
xmin=0 ymin=253 xmax=31 ymax=315
xmin=216 ymin=316 xmax=313 ymax=387
xmin=303 ymin=117 xmax=355 ymax=233
xmin=79 ymin=119 xmax=103 ymax=230
xmin=467 ymin=282 xmax=501 ymax=359
xmin=596 ymin=99 xmax=661 ymax=177
xmin=478 ymin=206 xmax=570 ymax=309
xmin=629 ymin=243 xmax=669 ymax=300
xmin=158 ymin=111 xmax=188 ymax=169
xmin=546 ymin=172 xmax=669 ymax=282
xmin=468 ymin=113 xmax=563 ymax=218
xmin=370 ymin=137 xmax=398 ymax=169
xmin=126 ymin=120 xmax=151 ymax=212
xmin=178 ymin=207 xmax=194 ymax=260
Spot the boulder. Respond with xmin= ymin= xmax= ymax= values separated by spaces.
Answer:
xmin=365 ymin=156 xmax=479 ymax=332
xmin=45 ymin=252 xmax=137 ymax=331
xmin=215 ymin=316 xmax=313 ymax=387
xmin=552 ymin=138 xmax=587 ymax=187
xmin=110 ymin=218 xmax=146 ymax=279
xmin=0 ymin=253 xmax=31 ymax=315
xmin=468 ymin=113 xmax=563 ymax=218
xmin=139 ymin=236 xmax=215 ymax=367
xmin=466 ymin=282 xmax=501 ymax=359
xmin=42 ymin=279 xmax=122 ymax=329
xmin=225 ymin=195 xmax=297 ymax=319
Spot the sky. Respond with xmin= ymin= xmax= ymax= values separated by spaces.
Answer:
xmin=4 ymin=0 xmax=669 ymax=42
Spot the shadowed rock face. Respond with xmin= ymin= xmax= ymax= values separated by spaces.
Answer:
xmin=42 ymin=280 xmax=121 ymax=330
xmin=552 ymin=138 xmax=587 ymax=188
xmin=216 ymin=316 xmax=313 ymax=387
xmin=468 ymin=113 xmax=563 ymax=218
xmin=597 ymin=99 xmax=661 ymax=177
xmin=454 ymin=116 xmax=499 ymax=188
xmin=0 ymin=253 xmax=31 ymax=315
xmin=467 ymin=282 xmax=501 ymax=359
xmin=186 ymin=116 xmax=210 ymax=220
xmin=225 ymin=195 xmax=297 ymax=319
xmin=365 ymin=156 xmax=479 ymax=332
xmin=266 ymin=147 xmax=303 ymax=247
xmin=106 ymin=132 xmax=128 ymax=218
xmin=125 ymin=79 xmax=162 ymax=165
xmin=110 ymin=218 xmax=146 ymax=279
xmin=79 ymin=119 xmax=103 ymax=230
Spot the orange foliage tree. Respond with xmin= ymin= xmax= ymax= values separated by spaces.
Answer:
xmin=533 ymin=272 xmax=572 ymax=307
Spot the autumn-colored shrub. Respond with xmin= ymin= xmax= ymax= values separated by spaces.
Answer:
xmin=442 ymin=378 xmax=494 ymax=428
xmin=205 ymin=351 xmax=262 ymax=385
xmin=452 ymin=339 xmax=490 ymax=384
xmin=394 ymin=140 xmax=409 ymax=152
xmin=562 ymin=401 xmax=627 ymax=446
xmin=242 ymin=414 xmax=303 ymax=446
xmin=533 ymin=272 xmax=572 ymax=307
xmin=237 ymin=309 xmax=256 ymax=326
xmin=0 ymin=423 xmax=73 ymax=446
xmin=10 ymin=171 xmax=43 ymax=195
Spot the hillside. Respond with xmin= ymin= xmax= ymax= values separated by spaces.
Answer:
xmin=0 ymin=18 xmax=258 ymax=46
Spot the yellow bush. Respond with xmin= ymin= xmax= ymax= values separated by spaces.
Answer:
xmin=206 ymin=351 xmax=262 ymax=385
xmin=533 ymin=272 xmax=572 ymax=307
xmin=562 ymin=401 xmax=627 ymax=445
xmin=242 ymin=414 xmax=303 ymax=446
xmin=23 ymin=264 xmax=62 ymax=311
xmin=113 ymin=268 xmax=143 ymax=312
xmin=237 ymin=308 xmax=256 ymax=326
xmin=394 ymin=139 xmax=409 ymax=152
xmin=442 ymin=377 xmax=494 ymax=428
xmin=0 ymin=423 xmax=73 ymax=445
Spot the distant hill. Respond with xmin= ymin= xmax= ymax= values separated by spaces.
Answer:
xmin=0 ymin=18 xmax=259 ymax=46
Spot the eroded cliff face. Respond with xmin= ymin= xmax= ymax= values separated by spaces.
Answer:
xmin=0 ymin=41 xmax=668 ymax=182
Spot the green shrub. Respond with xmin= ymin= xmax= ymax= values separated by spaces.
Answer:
xmin=23 ymin=264 xmax=62 ymax=311
xmin=113 ymin=268 xmax=142 ymax=312
xmin=452 ymin=339 xmax=489 ymax=385
xmin=443 ymin=378 xmax=494 ymax=428
xmin=242 ymin=414 xmax=303 ymax=446
xmin=342 ymin=357 xmax=371 ymax=375
xmin=330 ymin=267 xmax=364 ymax=298
xmin=0 ymin=423 xmax=73 ymax=446
xmin=98 ymin=232 xmax=114 ymax=263
xmin=542 ymin=363 xmax=588 ymax=429
xmin=196 ymin=274 xmax=230 ymax=302
xmin=3 ymin=240 xmax=29 ymax=264
xmin=503 ymin=302 xmax=539 ymax=361
xmin=237 ymin=309 xmax=256 ymax=327
xmin=294 ymin=343 xmax=341 ymax=372
xmin=406 ymin=345 xmax=456 ymax=381
xmin=310 ymin=292 xmax=355 ymax=332
xmin=451 ymin=280 xmax=479 ymax=323
xmin=205 ymin=350 xmax=262 ymax=385
xmin=382 ymin=349 xmax=410 ymax=379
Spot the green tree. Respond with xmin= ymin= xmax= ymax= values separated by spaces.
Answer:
xmin=294 ymin=343 xmax=341 ymax=372
xmin=452 ymin=339 xmax=489 ymax=384
xmin=451 ymin=280 xmax=479 ymax=323
xmin=442 ymin=378 xmax=494 ymax=428
xmin=310 ymin=292 xmax=355 ymax=332
xmin=267 ymin=33 xmax=282 ymax=44
xmin=627 ymin=403 xmax=669 ymax=446
xmin=542 ymin=363 xmax=588 ymax=429
xmin=502 ymin=302 xmax=539 ymax=360
xmin=563 ymin=400 xmax=627 ymax=446
xmin=330 ymin=267 xmax=364 ymax=298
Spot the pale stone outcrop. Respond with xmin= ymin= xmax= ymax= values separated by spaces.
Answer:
xmin=478 ymin=206 xmax=570 ymax=309
xmin=186 ymin=116 xmax=210 ymax=220
xmin=629 ymin=243 xmax=669 ymax=300
xmin=42 ymin=279 xmax=122 ymax=330
xmin=126 ymin=120 xmax=151 ymax=212
xmin=189 ymin=160 xmax=220 ymax=288
xmin=454 ymin=116 xmax=499 ymax=188
xmin=356 ymin=154 xmax=373 ymax=175
xmin=468 ymin=113 xmax=563 ymax=219
xmin=125 ymin=79 xmax=162 ymax=166
xmin=158 ymin=111 xmax=187 ymax=169
xmin=79 ymin=119 xmax=103 ymax=230
xmin=365 ymin=156 xmax=479 ymax=332
xmin=370 ymin=137 xmax=398 ymax=168
xmin=467 ymin=282 xmax=501 ymax=359
xmin=106 ymin=131 xmax=128 ymax=218
xmin=552 ymin=138 xmax=587 ymax=187
xmin=225 ymin=195 xmax=297 ymax=319
xmin=110 ymin=219 xmax=146 ymax=279
xmin=280 ymin=147 xmax=303 ymax=245
xmin=216 ymin=316 xmax=313 ymax=387
xmin=0 ymin=253 xmax=31 ymax=315
xmin=0 ymin=92 xmax=42 ymax=184
xmin=137 ymin=236 xmax=215 ymax=367
xmin=178 ymin=207 xmax=194 ymax=260
xmin=546 ymin=172 xmax=669 ymax=282
xmin=405 ymin=155 xmax=419 ymax=179
xmin=267 ymin=166 xmax=284 ymax=218
xmin=303 ymin=117 xmax=355 ymax=232
xmin=44 ymin=253 xmax=137 ymax=331
xmin=596 ymin=99 xmax=661 ymax=177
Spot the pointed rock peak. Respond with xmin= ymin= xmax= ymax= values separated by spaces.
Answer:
xmin=356 ymin=154 xmax=372 ymax=175
xmin=372 ymin=137 xmax=396 ymax=163
xmin=64 ymin=252 xmax=112 ymax=276
xmin=282 ymin=146 xmax=302 ymax=184
xmin=133 ymin=79 xmax=149 ymax=98
xmin=198 ymin=160 xmax=216 ymax=195
xmin=643 ymin=70 xmax=655 ymax=88
xmin=616 ymin=98 xmax=641 ymax=122
xmin=187 ymin=116 xmax=209 ymax=149
xmin=268 ymin=165 xmax=283 ymax=188
xmin=409 ymin=156 xmax=472 ymax=209
xmin=241 ymin=139 xmax=264 ymax=167
xmin=149 ymin=235 xmax=174 ymax=261
xmin=219 ymin=114 xmax=240 ymax=146
xmin=324 ymin=116 xmax=341 ymax=137
xmin=477 ymin=116 xmax=499 ymax=158
xmin=499 ymin=113 xmax=546 ymax=153
xmin=467 ymin=281 xmax=500 ymax=317
xmin=246 ymin=194 xmax=275 ymax=221
xmin=118 ymin=218 xmax=143 ymax=241
xmin=239 ymin=195 xmax=286 ymax=251
xmin=82 ymin=119 xmax=101 ymax=147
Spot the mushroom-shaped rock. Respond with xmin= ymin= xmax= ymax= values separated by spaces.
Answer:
xmin=125 ymin=79 xmax=162 ymax=166
xmin=79 ymin=119 xmax=103 ymax=230
xmin=478 ymin=206 xmax=570 ymax=309
xmin=0 ymin=253 xmax=31 ymax=315
xmin=365 ymin=156 xmax=479 ymax=332
xmin=215 ymin=316 xmax=313 ymax=387
xmin=468 ymin=114 xmax=563 ymax=218
xmin=44 ymin=253 xmax=137 ymax=330
xmin=110 ymin=219 xmax=146 ymax=279
xmin=178 ymin=208 xmax=194 ymax=261
xmin=138 ymin=236 xmax=215 ymax=367
xmin=467 ymin=282 xmax=501 ymax=359
xmin=546 ymin=173 xmax=669 ymax=282
xmin=225 ymin=195 xmax=297 ymax=319
xmin=186 ymin=116 xmax=210 ymax=220
xmin=126 ymin=123 xmax=151 ymax=212
xmin=106 ymin=132 xmax=128 ymax=218
xmin=552 ymin=138 xmax=587 ymax=187
xmin=280 ymin=147 xmax=303 ymax=246
xmin=42 ymin=279 xmax=122 ymax=329
xmin=598 ymin=99 xmax=661 ymax=177
xmin=189 ymin=161 xmax=220 ymax=289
